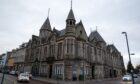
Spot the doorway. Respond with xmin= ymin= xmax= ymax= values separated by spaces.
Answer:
xmin=92 ymin=66 xmax=95 ymax=79
xmin=49 ymin=65 xmax=52 ymax=78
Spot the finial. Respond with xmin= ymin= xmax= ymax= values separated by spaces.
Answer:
xmin=71 ymin=0 xmax=72 ymax=9
xmin=48 ymin=8 xmax=50 ymax=18
xmin=96 ymin=26 xmax=98 ymax=31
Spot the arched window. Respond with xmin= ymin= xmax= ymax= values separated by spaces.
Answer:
xmin=70 ymin=21 xmax=72 ymax=25
xmin=80 ymin=30 xmax=82 ymax=35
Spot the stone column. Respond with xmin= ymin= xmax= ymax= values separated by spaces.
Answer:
xmin=65 ymin=39 xmax=67 ymax=55
xmin=73 ymin=39 xmax=75 ymax=58
xmin=65 ymin=65 xmax=72 ymax=80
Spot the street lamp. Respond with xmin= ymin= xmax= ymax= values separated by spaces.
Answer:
xmin=122 ymin=32 xmax=135 ymax=84
xmin=0 ymin=62 xmax=5 ymax=84
xmin=130 ymin=53 xmax=135 ymax=55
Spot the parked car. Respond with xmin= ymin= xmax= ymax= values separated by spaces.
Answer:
xmin=25 ymin=72 xmax=32 ymax=79
xmin=122 ymin=75 xmax=132 ymax=81
xmin=17 ymin=73 xmax=30 ymax=82
xmin=133 ymin=74 xmax=138 ymax=78
xmin=15 ymin=71 xmax=21 ymax=76
xmin=9 ymin=70 xmax=16 ymax=75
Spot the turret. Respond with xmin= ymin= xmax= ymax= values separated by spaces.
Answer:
xmin=39 ymin=17 xmax=52 ymax=43
xmin=65 ymin=8 xmax=76 ymax=36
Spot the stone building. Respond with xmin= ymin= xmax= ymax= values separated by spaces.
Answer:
xmin=7 ymin=52 xmax=14 ymax=71
xmin=8 ymin=43 xmax=27 ymax=72
xmin=15 ymin=43 xmax=27 ymax=72
xmin=23 ymin=7 xmax=125 ymax=80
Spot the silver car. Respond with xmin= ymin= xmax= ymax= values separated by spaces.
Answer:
xmin=122 ymin=75 xmax=132 ymax=81
xmin=25 ymin=72 xmax=32 ymax=79
xmin=17 ymin=73 xmax=30 ymax=82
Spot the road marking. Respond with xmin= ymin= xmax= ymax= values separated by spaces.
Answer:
xmin=14 ymin=81 xmax=17 ymax=84
xmin=120 ymin=81 xmax=132 ymax=84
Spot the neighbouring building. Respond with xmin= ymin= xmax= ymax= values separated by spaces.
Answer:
xmin=7 ymin=52 xmax=14 ymax=71
xmin=0 ymin=53 xmax=10 ymax=72
xmin=0 ymin=54 xmax=5 ymax=71
xmin=0 ymin=53 xmax=7 ymax=68
xmin=21 ymin=7 xmax=125 ymax=81
xmin=8 ymin=43 xmax=26 ymax=72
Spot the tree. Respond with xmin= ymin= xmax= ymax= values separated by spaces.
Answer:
xmin=134 ymin=64 xmax=140 ymax=74
xmin=127 ymin=61 xmax=134 ymax=73
xmin=136 ymin=64 xmax=140 ymax=69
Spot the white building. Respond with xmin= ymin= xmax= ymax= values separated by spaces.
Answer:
xmin=0 ymin=53 xmax=8 ymax=71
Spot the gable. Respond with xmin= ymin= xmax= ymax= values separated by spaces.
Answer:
xmin=75 ymin=21 xmax=88 ymax=41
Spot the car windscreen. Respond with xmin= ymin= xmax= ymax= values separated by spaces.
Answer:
xmin=124 ymin=75 xmax=131 ymax=77
xmin=20 ymin=74 xmax=29 ymax=77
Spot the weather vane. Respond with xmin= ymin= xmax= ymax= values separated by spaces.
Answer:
xmin=71 ymin=0 xmax=72 ymax=9
xmin=96 ymin=26 xmax=98 ymax=31
xmin=48 ymin=8 xmax=50 ymax=18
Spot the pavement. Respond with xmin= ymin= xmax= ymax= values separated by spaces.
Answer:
xmin=32 ymin=76 xmax=56 ymax=84
xmin=32 ymin=76 xmax=140 ymax=84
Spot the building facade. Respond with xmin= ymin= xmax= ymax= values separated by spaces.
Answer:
xmin=22 ymin=8 xmax=125 ymax=80
xmin=0 ymin=53 xmax=7 ymax=68
xmin=14 ymin=48 xmax=26 ymax=72
xmin=0 ymin=53 xmax=6 ymax=71
xmin=0 ymin=52 xmax=10 ymax=72
xmin=10 ymin=43 xmax=27 ymax=72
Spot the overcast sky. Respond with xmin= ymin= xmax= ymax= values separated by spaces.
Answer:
xmin=0 ymin=0 xmax=140 ymax=67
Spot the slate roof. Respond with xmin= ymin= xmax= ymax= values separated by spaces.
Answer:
xmin=59 ymin=29 xmax=66 ymax=36
xmin=107 ymin=44 xmax=120 ymax=53
xmin=67 ymin=9 xmax=75 ymax=20
xmin=40 ymin=17 xmax=51 ymax=30
xmin=53 ymin=28 xmax=66 ymax=37
xmin=32 ymin=35 xmax=40 ymax=41
xmin=89 ymin=31 xmax=106 ymax=43
xmin=75 ymin=20 xmax=83 ymax=29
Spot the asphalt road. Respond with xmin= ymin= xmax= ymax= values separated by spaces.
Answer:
xmin=58 ymin=77 xmax=140 ymax=84
xmin=91 ymin=77 xmax=140 ymax=84
xmin=0 ymin=73 xmax=53 ymax=84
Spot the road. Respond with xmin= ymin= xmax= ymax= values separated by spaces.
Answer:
xmin=0 ymin=73 xmax=53 ymax=84
xmin=89 ymin=77 xmax=140 ymax=84
xmin=58 ymin=77 xmax=140 ymax=84
xmin=0 ymin=73 xmax=140 ymax=84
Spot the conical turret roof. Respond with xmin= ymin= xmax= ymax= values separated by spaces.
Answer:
xmin=67 ymin=9 xmax=75 ymax=20
xmin=40 ymin=17 xmax=51 ymax=30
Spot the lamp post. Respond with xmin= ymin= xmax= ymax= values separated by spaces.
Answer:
xmin=1 ymin=53 xmax=8 ymax=84
xmin=1 ymin=62 xmax=5 ymax=84
xmin=122 ymin=32 xmax=135 ymax=84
